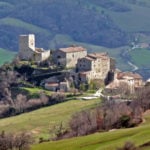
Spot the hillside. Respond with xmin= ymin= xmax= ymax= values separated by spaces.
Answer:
xmin=0 ymin=0 xmax=150 ymax=52
xmin=0 ymin=99 xmax=99 ymax=139
xmin=0 ymin=48 xmax=15 ymax=65
xmin=1 ymin=0 xmax=150 ymax=71
xmin=32 ymin=111 xmax=150 ymax=150
xmin=1 ymin=97 xmax=150 ymax=150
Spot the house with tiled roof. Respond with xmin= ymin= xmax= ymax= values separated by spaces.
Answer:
xmin=106 ymin=71 xmax=144 ymax=93
xmin=77 ymin=52 xmax=115 ymax=82
xmin=52 ymin=46 xmax=87 ymax=68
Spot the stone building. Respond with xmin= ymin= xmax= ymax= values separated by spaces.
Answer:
xmin=115 ymin=72 xmax=143 ymax=93
xmin=45 ymin=82 xmax=59 ymax=91
xmin=106 ymin=71 xmax=144 ymax=94
xmin=52 ymin=46 xmax=87 ymax=68
xmin=18 ymin=34 xmax=50 ymax=62
xmin=44 ymin=81 xmax=70 ymax=92
xmin=77 ymin=52 xmax=115 ymax=82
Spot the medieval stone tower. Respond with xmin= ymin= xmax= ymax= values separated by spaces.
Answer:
xmin=18 ymin=34 xmax=50 ymax=61
xmin=19 ymin=34 xmax=35 ymax=60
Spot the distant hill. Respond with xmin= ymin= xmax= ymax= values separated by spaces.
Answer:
xmin=1 ymin=0 xmax=150 ymax=51
xmin=1 ymin=0 xmax=150 ymax=73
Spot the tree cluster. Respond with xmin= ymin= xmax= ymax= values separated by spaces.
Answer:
xmin=0 ymin=131 xmax=33 ymax=150
xmin=53 ymin=87 xmax=150 ymax=140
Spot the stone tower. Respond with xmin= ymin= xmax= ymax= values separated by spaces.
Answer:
xmin=19 ymin=34 xmax=35 ymax=60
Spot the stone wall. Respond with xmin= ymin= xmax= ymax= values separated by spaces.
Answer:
xmin=66 ymin=51 xmax=87 ymax=68
xmin=77 ymin=58 xmax=92 ymax=71
xmin=19 ymin=34 xmax=35 ymax=60
xmin=52 ymin=49 xmax=87 ymax=68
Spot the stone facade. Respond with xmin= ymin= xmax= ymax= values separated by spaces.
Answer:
xmin=77 ymin=52 xmax=115 ymax=82
xmin=52 ymin=46 xmax=87 ymax=68
xmin=44 ymin=81 xmax=70 ymax=92
xmin=19 ymin=34 xmax=50 ymax=62
xmin=106 ymin=71 xmax=144 ymax=94
xmin=115 ymin=72 xmax=143 ymax=93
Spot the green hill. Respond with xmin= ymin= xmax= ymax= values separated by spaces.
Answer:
xmin=0 ymin=48 xmax=15 ymax=65
xmin=1 ymin=98 xmax=150 ymax=150
xmin=0 ymin=99 xmax=100 ymax=139
xmin=32 ymin=111 xmax=150 ymax=150
xmin=1 ymin=0 xmax=150 ymax=70
xmin=1 ymin=0 xmax=150 ymax=52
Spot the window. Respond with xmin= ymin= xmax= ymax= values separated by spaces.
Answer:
xmin=57 ymin=55 xmax=61 ymax=58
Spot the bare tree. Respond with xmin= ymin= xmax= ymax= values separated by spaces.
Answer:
xmin=14 ymin=132 xmax=34 ymax=150
xmin=0 ymin=131 xmax=33 ymax=150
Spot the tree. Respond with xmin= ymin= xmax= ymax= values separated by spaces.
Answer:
xmin=0 ymin=131 xmax=33 ymax=150
xmin=14 ymin=132 xmax=34 ymax=150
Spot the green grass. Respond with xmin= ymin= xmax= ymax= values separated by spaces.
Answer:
xmin=129 ymin=48 xmax=150 ymax=68
xmin=32 ymin=111 xmax=150 ymax=150
xmin=22 ymin=87 xmax=53 ymax=96
xmin=0 ymin=48 xmax=16 ymax=65
xmin=0 ymin=99 xmax=100 ymax=139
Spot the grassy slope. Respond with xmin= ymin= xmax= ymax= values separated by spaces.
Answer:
xmin=21 ymin=87 xmax=53 ymax=96
xmin=0 ymin=48 xmax=16 ymax=65
xmin=129 ymin=48 xmax=150 ymax=68
xmin=1 ymin=1 xmax=150 ymax=70
xmin=32 ymin=111 xmax=150 ymax=150
xmin=0 ymin=99 xmax=100 ymax=139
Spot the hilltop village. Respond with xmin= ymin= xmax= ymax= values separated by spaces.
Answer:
xmin=0 ymin=34 xmax=150 ymax=150
xmin=18 ymin=34 xmax=145 ymax=95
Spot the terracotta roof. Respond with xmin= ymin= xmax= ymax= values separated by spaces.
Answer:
xmin=45 ymin=82 xmax=59 ymax=87
xmin=59 ymin=46 xmax=86 ymax=53
xmin=84 ymin=56 xmax=95 ymax=61
xmin=88 ymin=52 xmax=108 ymax=59
xmin=117 ymin=72 xmax=142 ymax=80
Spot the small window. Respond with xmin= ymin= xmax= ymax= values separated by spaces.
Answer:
xmin=57 ymin=55 xmax=61 ymax=58
xmin=72 ymin=54 xmax=74 ymax=58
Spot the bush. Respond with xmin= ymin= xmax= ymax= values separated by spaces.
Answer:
xmin=117 ymin=141 xmax=138 ymax=150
